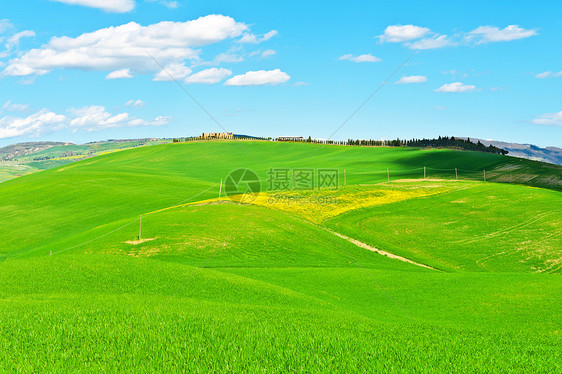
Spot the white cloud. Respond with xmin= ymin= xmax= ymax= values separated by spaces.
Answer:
xmin=225 ymin=69 xmax=290 ymax=86
xmin=378 ymin=24 xmax=537 ymax=51
xmin=434 ymin=106 xmax=447 ymax=110
xmin=407 ymin=35 xmax=454 ymax=50
xmin=0 ymin=104 xmax=170 ymax=139
xmin=292 ymin=81 xmax=309 ymax=87
xmin=395 ymin=75 xmax=427 ymax=84
xmin=51 ymin=0 xmax=135 ymax=13
xmin=535 ymin=71 xmax=562 ymax=79
xmin=0 ymin=109 xmax=66 ymax=139
xmin=435 ymin=82 xmax=476 ymax=93
xmin=6 ymin=30 xmax=35 ymax=49
xmin=261 ymin=49 xmax=276 ymax=58
xmin=2 ymin=100 xmax=29 ymax=112
xmin=339 ymin=54 xmax=381 ymax=63
xmin=185 ymin=67 xmax=232 ymax=84
xmin=468 ymin=25 xmax=537 ymax=43
xmin=105 ymin=68 xmax=133 ymax=79
xmin=69 ymin=105 xmax=170 ymax=131
xmin=532 ymin=111 xmax=562 ymax=126
xmin=153 ymin=62 xmax=191 ymax=81
xmin=379 ymin=25 xmax=430 ymax=42
xmin=238 ymin=30 xmax=278 ymax=44
xmin=70 ymin=106 xmax=129 ymax=130
xmin=125 ymin=99 xmax=145 ymax=108
xmin=3 ymin=15 xmax=248 ymax=77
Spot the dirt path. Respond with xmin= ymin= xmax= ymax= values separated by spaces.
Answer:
xmin=327 ymin=229 xmax=439 ymax=271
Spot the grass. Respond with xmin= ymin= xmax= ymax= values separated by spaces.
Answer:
xmin=326 ymin=181 xmax=562 ymax=273
xmin=0 ymin=141 xmax=560 ymax=371
xmin=0 ymin=161 xmax=38 ymax=183
xmin=0 ymin=139 xmax=171 ymax=184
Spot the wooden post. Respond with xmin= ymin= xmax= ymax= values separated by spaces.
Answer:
xmin=483 ymin=170 xmax=486 ymax=182
xmin=139 ymin=214 xmax=142 ymax=241
xmin=455 ymin=168 xmax=458 ymax=180
xmin=387 ymin=168 xmax=390 ymax=182
xmin=218 ymin=178 xmax=223 ymax=201
xmin=424 ymin=166 xmax=426 ymax=179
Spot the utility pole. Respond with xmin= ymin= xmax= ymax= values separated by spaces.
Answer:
xmin=218 ymin=178 xmax=223 ymax=201
xmin=139 ymin=214 xmax=142 ymax=241
xmin=424 ymin=166 xmax=426 ymax=179
xmin=455 ymin=168 xmax=458 ymax=180
xmin=483 ymin=170 xmax=486 ymax=182
xmin=387 ymin=168 xmax=390 ymax=182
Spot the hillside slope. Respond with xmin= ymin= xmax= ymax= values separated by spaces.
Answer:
xmin=0 ymin=141 xmax=560 ymax=371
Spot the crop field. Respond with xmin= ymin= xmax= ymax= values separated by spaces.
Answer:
xmin=0 ymin=141 xmax=561 ymax=372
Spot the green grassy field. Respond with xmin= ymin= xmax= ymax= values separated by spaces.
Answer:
xmin=0 ymin=141 xmax=560 ymax=372
xmin=0 ymin=139 xmax=171 ymax=184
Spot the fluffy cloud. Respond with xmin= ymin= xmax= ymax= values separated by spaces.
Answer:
xmin=238 ymin=30 xmax=278 ymax=44
xmin=379 ymin=25 xmax=430 ymax=42
xmin=2 ymin=15 xmax=248 ymax=77
xmin=69 ymin=105 xmax=169 ymax=131
xmin=0 ymin=109 xmax=66 ymax=139
xmin=69 ymin=106 xmax=129 ymax=130
xmin=535 ymin=71 xmax=562 ymax=79
xmin=435 ymin=82 xmax=476 ymax=93
xmin=125 ymin=99 xmax=145 ymax=108
xmin=185 ymin=68 xmax=232 ymax=84
xmin=339 ymin=54 xmax=381 ymax=63
xmin=224 ymin=69 xmax=289 ymax=86
xmin=105 ymin=68 xmax=133 ymax=79
xmin=395 ymin=75 xmax=427 ymax=84
xmin=51 ymin=0 xmax=135 ymax=13
xmin=379 ymin=24 xmax=537 ymax=50
xmin=532 ymin=111 xmax=562 ymax=126
xmin=0 ymin=105 xmax=170 ymax=139
xmin=407 ymin=35 xmax=454 ymax=50
xmin=153 ymin=62 xmax=192 ymax=81
xmin=5 ymin=30 xmax=35 ymax=49
xmin=468 ymin=25 xmax=537 ymax=43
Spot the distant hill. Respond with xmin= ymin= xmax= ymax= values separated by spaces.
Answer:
xmin=0 ymin=141 xmax=70 ymax=161
xmin=464 ymin=138 xmax=562 ymax=166
xmin=0 ymin=138 xmax=171 ymax=183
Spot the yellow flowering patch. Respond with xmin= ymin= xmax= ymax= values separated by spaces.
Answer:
xmin=251 ymin=183 xmax=454 ymax=223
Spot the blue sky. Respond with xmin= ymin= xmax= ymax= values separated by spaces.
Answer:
xmin=1 ymin=0 xmax=561 ymax=147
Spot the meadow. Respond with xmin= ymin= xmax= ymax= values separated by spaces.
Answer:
xmin=0 ymin=141 xmax=560 ymax=372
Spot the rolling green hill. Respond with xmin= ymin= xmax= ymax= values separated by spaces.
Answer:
xmin=0 ymin=139 xmax=171 ymax=183
xmin=0 ymin=141 xmax=560 ymax=372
